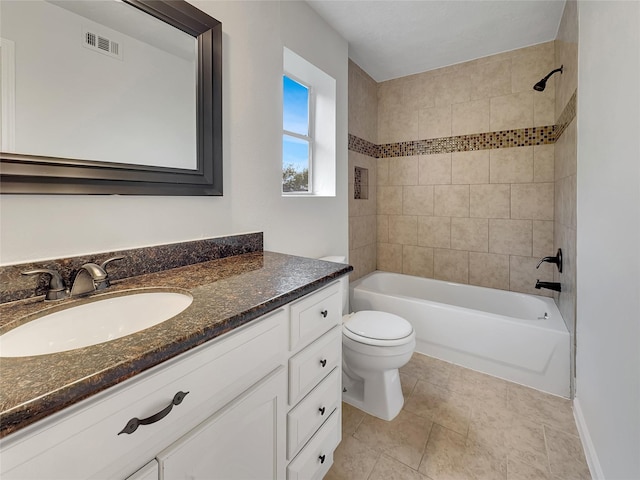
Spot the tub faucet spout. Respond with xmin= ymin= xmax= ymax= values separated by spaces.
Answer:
xmin=535 ymin=280 xmax=561 ymax=292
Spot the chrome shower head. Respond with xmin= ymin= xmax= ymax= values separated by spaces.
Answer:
xmin=533 ymin=65 xmax=564 ymax=92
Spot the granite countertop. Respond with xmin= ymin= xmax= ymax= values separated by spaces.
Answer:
xmin=0 ymin=251 xmax=352 ymax=438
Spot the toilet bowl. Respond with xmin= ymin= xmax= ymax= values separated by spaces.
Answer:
xmin=342 ymin=310 xmax=416 ymax=421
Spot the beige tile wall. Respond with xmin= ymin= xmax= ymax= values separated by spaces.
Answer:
xmin=378 ymin=42 xmax=556 ymax=145
xmin=554 ymin=0 xmax=578 ymax=392
xmin=375 ymin=42 xmax=558 ymax=295
xmin=377 ymin=146 xmax=555 ymax=295
xmin=348 ymin=61 xmax=378 ymax=280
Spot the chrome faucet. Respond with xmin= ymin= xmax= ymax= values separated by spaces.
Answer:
xmin=21 ymin=268 xmax=68 ymax=301
xmin=70 ymin=256 xmax=123 ymax=297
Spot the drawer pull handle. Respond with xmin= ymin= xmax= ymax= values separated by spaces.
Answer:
xmin=118 ymin=391 xmax=189 ymax=435
xmin=320 ymin=359 xmax=327 ymax=367
xmin=318 ymin=454 xmax=326 ymax=464
xmin=319 ymin=406 xmax=326 ymax=416
xmin=320 ymin=309 xmax=328 ymax=318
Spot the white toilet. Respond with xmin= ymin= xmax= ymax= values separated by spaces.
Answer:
xmin=342 ymin=311 xmax=415 ymax=420
xmin=319 ymin=256 xmax=416 ymax=421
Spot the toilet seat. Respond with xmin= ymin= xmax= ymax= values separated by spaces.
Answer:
xmin=343 ymin=311 xmax=414 ymax=347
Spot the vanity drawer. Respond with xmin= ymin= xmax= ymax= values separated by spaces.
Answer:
xmin=288 ymin=326 xmax=341 ymax=406
xmin=0 ymin=309 xmax=288 ymax=480
xmin=287 ymin=367 xmax=340 ymax=460
xmin=289 ymin=281 xmax=341 ymax=352
xmin=286 ymin=410 xmax=340 ymax=480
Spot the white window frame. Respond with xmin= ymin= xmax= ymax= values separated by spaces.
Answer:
xmin=282 ymin=47 xmax=336 ymax=197
xmin=282 ymin=73 xmax=314 ymax=194
xmin=1 ymin=38 xmax=16 ymax=152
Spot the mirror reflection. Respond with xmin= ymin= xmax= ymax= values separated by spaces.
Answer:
xmin=1 ymin=0 xmax=198 ymax=170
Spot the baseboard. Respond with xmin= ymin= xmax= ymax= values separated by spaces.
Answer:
xmin=573 ymin=396 xmax=605 ymax=479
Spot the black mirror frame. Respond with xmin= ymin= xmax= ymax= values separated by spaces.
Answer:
xmin=0 ymin=0 xmax=222 ymax=196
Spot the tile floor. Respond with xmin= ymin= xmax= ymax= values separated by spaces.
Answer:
xmin=326 ymin=353 xmax=591 ymax=480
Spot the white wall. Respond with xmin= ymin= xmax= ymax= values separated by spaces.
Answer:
xmin=0 ymin=0 xmax=348 ymax=265
xmin=216 ymin=0 xmax=349 ymax=260
xmin=576 ymin=1 xmax=640 ymax=478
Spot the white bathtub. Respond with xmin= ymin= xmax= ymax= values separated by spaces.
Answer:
xmin=350 ymin=271 xmax=570 ymax=397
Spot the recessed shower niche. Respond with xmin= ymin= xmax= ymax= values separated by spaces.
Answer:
xmin=354 ymin=166 xmax=368 ymax=200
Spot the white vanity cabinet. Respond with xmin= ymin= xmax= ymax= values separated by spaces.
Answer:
xmin=0 ymin=280 xmax=344 ymax=480
xmin=0 ymin=308 xmax=288 ymax=480
xmin=286 ymin=282 xmax=343 ymax=480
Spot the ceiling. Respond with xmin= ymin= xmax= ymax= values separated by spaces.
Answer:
xmin=306 ymin=0 xmax=566 ymax=82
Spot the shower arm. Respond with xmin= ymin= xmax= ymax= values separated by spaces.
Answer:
xmin=541 ymin=66 xmax=563 ymax=83
xmin=533 ymin=65 xmax=564 ymax=91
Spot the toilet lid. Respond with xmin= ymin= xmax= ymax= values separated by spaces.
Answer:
xmin=344 ymin=311 xmax=413 ymax=341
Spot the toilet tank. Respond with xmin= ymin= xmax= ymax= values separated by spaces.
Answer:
xmin=319 ymin=256 xmax=349 ymax=314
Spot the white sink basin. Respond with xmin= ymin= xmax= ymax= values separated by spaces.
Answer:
xmin=0 ymin=292 xmax=193 ymax=357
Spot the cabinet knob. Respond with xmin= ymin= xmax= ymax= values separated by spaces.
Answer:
xmin=318 ymin=454 xmax=326 ymax=464
xmin=320 ymin=309 xmax=328 ymax=318
xmin=319 ymin=359 xmax=327 ymax=367
xmin=319 ymin=406 xmax=326 ymax=416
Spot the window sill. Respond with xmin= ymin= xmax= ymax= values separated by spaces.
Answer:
xmin=282 ymin=193 xmax=335 ymax=198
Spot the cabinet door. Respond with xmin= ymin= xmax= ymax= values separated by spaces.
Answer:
xmin=125 ymin=460 xmax=158 ymax=480
xmin=158 ymin=367 xmax=286 ymax=480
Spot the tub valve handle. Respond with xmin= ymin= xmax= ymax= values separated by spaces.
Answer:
xmin=536 ymin=248 xmax=562 ymax=273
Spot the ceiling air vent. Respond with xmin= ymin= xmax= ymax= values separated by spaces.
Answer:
xmin=82 ymin=28 xmax=122 ymax=60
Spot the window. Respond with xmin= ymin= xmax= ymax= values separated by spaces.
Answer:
xmin=282 ymin=75 xmax=312 ymax=193
xmin=282 ymin=47 xmax=336 ymax=197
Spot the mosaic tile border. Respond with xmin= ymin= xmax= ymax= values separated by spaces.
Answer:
xmin=349 ymin=126 xmax=556 ymax=159
xmin=380 ymin=126 xmax=557 ymax=157
xmin=555 ymin=89 xmax=577 ymax=139
xmin=348 ymin=134 xmax=378 ymax=157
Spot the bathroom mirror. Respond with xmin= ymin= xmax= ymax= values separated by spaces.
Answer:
xmin=0 ymin=0 xmax=222 ymax=195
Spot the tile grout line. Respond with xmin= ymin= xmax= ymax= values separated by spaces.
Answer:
xmin=542 ymin=423 xmax=554 ymax=478
xmin=364 ymin=451 xmax=383 ymax=480
xmin=416 ymin=421 xmax=436 ymax=477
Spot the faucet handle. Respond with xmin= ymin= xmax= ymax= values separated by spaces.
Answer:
xmin=100 ymin=256 xmax=124 ymax=273
xmin=21 ymin=269 xmax=68 ymax=301
xmin=97 ymin=256 xmax=124 ymax=290
xmin=535 ymin=248 xmax=563 ymax=273
xmin=536 ymin=257 xmax=553 ymax=269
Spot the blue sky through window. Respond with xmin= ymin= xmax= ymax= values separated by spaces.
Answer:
xmin=283 ymin=76 xmax=309 ymax=135
xmin=283 ymin=135 xmax=309 ymax=172
xmin=283 ymin=76 xmax=309 ymax=173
